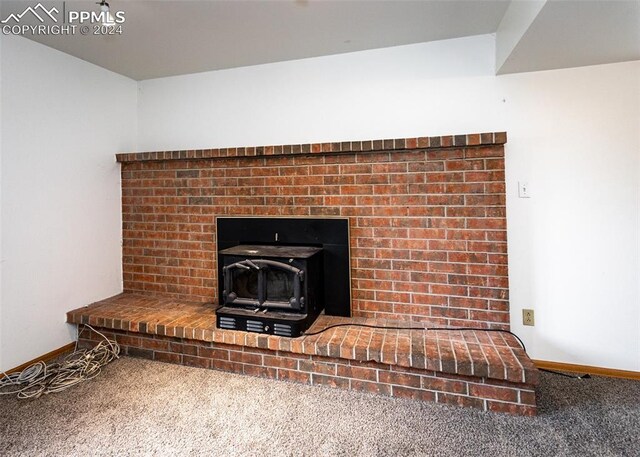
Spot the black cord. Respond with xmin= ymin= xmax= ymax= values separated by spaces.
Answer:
xmin=302 ymin=323 xmax=527 ymax=352
xmin=539 ymin=368 xmax=591 ymax=380
xmin=302 ymin=323 xmax=590 ymax=380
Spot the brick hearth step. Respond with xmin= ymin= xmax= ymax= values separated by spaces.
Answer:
xmin=67 ymin=293 xmax=539 ymax=415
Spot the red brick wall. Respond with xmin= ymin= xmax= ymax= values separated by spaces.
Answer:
xmin=120 ymin=133 xmax=509 ymax=329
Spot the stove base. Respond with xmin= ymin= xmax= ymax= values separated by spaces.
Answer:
xmin=215 ymin=306 xmax=320 ymax=337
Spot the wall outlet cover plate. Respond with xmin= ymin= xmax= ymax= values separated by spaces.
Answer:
xmin=522 ymin=309 xmax=535 ymax=326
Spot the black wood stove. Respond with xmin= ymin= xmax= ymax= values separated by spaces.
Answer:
xmin=216 ymin=244 xmax=324 ymax=337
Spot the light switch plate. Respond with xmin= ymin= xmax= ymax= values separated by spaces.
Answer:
xmin=518 ymin=181 xmax=530 ymax=198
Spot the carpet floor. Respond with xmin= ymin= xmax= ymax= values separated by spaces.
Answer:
xmin=1 ymin=356 xmax=639 ymax=456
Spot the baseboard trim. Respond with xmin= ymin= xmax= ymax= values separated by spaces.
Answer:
xmin=534 ymin=360 xmax=640 ymax=381
xmin=4 ymin=342 xmax=76 ymax=375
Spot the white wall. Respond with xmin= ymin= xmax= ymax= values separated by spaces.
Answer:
xmin=138 ymin=35 xmax=500 ymax=150
xmin=502 ymin=64 xmax=639 ymax=371
xmin=0 ymin=36 xmax=137 ymax=371
xmin=136 ymin=35 xmax=640 ymax=372
xmin=0 ymin=34 xmax=4 ymax=371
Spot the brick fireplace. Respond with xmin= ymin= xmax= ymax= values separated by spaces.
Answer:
xmin=120 ymin=132 xmax=509 ymax=329
xmin=68 ymin=131 xmax=539 ymax=415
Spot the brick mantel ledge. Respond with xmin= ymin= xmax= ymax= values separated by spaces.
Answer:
xmin=116 ymin=132 xmax=507 ymax=163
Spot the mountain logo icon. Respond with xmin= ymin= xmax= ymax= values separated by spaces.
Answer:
xmin=1 ymin=3 xmax=59 ymax=24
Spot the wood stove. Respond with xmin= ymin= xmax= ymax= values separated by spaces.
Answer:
xmin=215 ymin=217 xmax=351 ymax=337
xmin=216 ymin=244 xmax=324 ymax=337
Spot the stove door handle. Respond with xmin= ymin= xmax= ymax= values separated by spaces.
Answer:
xmin=224 ymin=261 xmax=250 ymax=271
xmin=251 ymin=259 xmax=301 ymax=276
xmin=245 ymin=259 xmax=261 ymax=270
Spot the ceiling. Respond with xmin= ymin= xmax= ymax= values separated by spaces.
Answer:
xmin=1 ymin=0 xmax=638 ymax=80
xmin=498 ymin=0 xmax=640 ymax=74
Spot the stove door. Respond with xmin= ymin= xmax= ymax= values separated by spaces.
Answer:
xmin=223 ymin=260 xmax=263 ymax=307
xmin=223 ymin=258 xmax=304 ymax=311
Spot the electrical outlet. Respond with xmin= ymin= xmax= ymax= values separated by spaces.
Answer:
xmin=522 ymin=309 xmax=535 ymax=326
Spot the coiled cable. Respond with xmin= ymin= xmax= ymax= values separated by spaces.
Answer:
xmin=0 ymin=325 xmax=120 ymax=399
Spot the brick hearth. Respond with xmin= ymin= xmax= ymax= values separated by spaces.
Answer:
xmin=68 ymin=293 xmax=538 ymax=415
xmin=67 ymin=131 xmax=540 ymax=415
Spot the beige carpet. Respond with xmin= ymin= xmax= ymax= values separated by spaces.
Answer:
xmin=1 ymin=357 xmax=639 ymax=456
